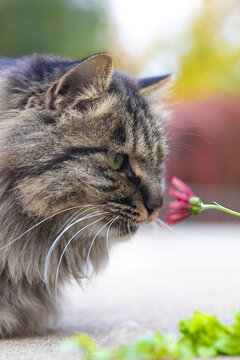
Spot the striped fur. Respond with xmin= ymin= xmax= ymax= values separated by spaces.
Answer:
xmin=0 ymin=53 xmax=169 ymax=337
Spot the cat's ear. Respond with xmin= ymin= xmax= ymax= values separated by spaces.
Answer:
xmin=45 ymin=53 xmax=113 ymax=110
xmin=139 ymin=74 xmax=172 ymax=104
xmin=139 ymin=74 xmax=172 ymax=93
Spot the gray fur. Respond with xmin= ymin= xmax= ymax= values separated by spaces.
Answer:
xmin=0 ymin=53 xmax=169 ymax=337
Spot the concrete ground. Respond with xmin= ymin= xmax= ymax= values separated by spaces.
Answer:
xmin=0 ymin=223 xmax=240 ymax=359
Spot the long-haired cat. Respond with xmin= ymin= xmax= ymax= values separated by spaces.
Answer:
xmin=0 ymin=53 xmax=169 ymax=337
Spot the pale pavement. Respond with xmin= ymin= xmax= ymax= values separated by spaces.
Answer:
xmin=0 ymin=223 xmax=240 ymax=359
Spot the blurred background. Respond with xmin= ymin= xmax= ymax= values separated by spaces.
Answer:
xmin=0 ymin=0 xmax=239 ymax=223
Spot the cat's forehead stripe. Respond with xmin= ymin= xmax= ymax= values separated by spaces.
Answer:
xmin=124 ymin=90 xmax=163 ymax=167
xmin=110 ymin=124 xmax=126 ymax=145
xmin=117 ymin=81 xmax=156 ymax=159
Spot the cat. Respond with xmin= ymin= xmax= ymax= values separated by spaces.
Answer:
xmin=0 ymin=53 xmax=170 ymax=337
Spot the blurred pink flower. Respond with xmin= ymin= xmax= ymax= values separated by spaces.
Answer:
xmin=167 ymin=176 xmax=199 ymax=225
xmin=167 ymin=176 xmax=240 ymax=225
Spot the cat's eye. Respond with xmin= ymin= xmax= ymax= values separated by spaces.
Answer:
xmin=107 ymin=151 xmax=124 ymax=170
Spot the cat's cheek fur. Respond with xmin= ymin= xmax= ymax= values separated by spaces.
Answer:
xmin=14 ymin=170 xmax=149 ymax=223
xmin=14 ymin=175 xmax=88 ymax=218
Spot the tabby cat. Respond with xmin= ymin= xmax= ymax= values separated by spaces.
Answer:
xmin=0 ymin=53 xmax=170 ymax=337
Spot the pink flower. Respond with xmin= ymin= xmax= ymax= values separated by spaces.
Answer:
xmin=167 ymin=177 xmax=240 ymax=224
xmin=167 ymin=176 xmax=202 ymax=225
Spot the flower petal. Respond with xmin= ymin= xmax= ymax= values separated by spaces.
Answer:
xmin=168 ymin=201 xmax=190 ymax=209
xmin=167 ymin=208 xmax=189 ymax=215
xmin=167 ymin=212 xmax=190 ymax=225
xmin=171 ymin=176 xmax=195 ymax=196
xmin=168 ymin=188 xmax=190 ymax=202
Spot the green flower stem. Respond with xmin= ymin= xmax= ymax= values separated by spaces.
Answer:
xmin=201 ymin=202 xmax=240 ymax=217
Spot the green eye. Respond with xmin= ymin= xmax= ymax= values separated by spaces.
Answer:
xmin=107 ymin=152 xmax=124 ymax=170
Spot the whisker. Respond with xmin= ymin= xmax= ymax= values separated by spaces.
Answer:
xmin=152 ymin=221 xmax=161 ymax=233
xmin=127 ymin=219 xmax=133 ymax=241
xmin=0 ymin=205 xmax=85 ymax=252
xmin=58 ymin=208 xmax=83 ymax=232
xmin=156 ymin=218 xmax=171 ymax=230
xmin=54 ymin=216 xmax=104 ymax=300
xmin=84 ymin=217 xmax=115 ymax=276
xmin=156 ymin=218 xmax=183 ymax=235
xmin=105 ymin=216 xmax=119 ymax=255
xmin=44 ymin=209 xmax=108 ymax=295
xmin=118 ymin=220 xmax=122 ymax=241
xmin=59 ymin=204 xmax=103 ymax=232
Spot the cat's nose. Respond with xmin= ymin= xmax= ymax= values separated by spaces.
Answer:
xmin=140 ymin=184 xmax=163 ymax=217
xmin=145 ymin=197 xmax=163 ymax=217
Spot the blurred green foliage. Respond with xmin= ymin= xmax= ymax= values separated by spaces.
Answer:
xmin=175 ymin=1 xmax=240 ymax=98
xmin=0 ymin=0 xmax=109 ymax=59
xmin=60 ymin=311 xmax=240 ymax=360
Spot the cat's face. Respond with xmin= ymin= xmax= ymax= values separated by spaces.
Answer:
xmin=4 ymin=54 xmax=169 ymax=240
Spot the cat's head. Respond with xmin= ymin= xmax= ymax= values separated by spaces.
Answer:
xmin=3 ymin=53 xmax=170 ymax=240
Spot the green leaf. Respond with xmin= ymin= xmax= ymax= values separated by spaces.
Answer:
xmin=197 ymin=346 xmax=218 ymax=358
xmin=229 ymin=311 xmax=240 ymax=337
xmin=114 ymin=344 xmax=143 ymax=360
xmin=215 ymin=333 xmax=240 ymax=355
xmin=176 ymin=337 xmax=195 ymax=360
xmin=179 ymin=311 xmax=228 ymax=347
xmin=74 ymin=332 xmax=97 ymax=353
xmin=90 ymin=349 xmax=112 ymax=360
